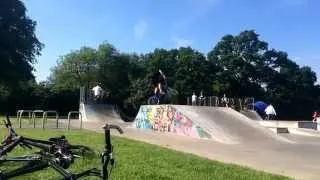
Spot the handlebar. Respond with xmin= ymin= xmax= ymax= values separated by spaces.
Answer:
xmin=103 ymin=124 xmax=124 ymax=134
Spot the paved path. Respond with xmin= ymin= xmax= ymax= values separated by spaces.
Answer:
xmin=72 ymin=104 xmax=320 ymax=180
xmin=69 ymin=120 xmax=320 ymax=180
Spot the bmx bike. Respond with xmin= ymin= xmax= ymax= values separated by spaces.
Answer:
xmin=0 ymin=114 xmax=123 ymax=180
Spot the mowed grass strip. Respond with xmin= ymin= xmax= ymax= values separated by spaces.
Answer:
xmin=0 ymin=128 xmax=291 ymax=180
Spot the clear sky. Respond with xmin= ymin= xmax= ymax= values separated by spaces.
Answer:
xmin=23 ymin=0 xmax=320 ymax=82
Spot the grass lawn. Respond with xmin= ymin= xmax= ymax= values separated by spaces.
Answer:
xmin=0 ymin=125 xmax=291 ymax=179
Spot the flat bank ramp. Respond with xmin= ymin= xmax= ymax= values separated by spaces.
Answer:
xmin=134 ymin=105 xmax=292 ymax=144
xmin=240 ymin=110 xmax=263 ymax=120
xmin=174 ymin=105 xmax=292 ymax=144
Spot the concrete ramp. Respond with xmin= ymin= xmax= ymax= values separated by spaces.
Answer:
xmin=80 ymin=103 xmax=122 ymax=123
xmin=240 ymin=110 xmax=263 ymax=120
xmin=134 ymin=105 xmax=293 ymax=144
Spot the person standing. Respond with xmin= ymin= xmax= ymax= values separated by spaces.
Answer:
xmin=92 ymin=84 xmax=103 ymax=103
xmin=191 ymin=92 xmax=197 ymax=106
xmin=265 ymin=104 xmax=276 ymax=120
xmin=221 ymin=94 xmax=229 ymax=107
xmin=312 ymin=111 xmax=319 ymax=130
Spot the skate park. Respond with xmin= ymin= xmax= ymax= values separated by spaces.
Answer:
xmin=10 ymin=81 xmax=320 ymax=180
xmin=2 ymin=2 xmax=320 ymax=178
xmin=65 ymin=90 xmax=320 ymax=180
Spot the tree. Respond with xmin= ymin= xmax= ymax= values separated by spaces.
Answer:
xmin=46 ymin=31 xmax=319 ymax=120
xmin=49 ymin=47 xmax=98 ymax=91
xmin=208 ymin=30 xmax=269 ymax=97
xmin=208 ymin=30 xmax=319 ymax=119
xmin=0 ymin=0 xmax=43 ymax=85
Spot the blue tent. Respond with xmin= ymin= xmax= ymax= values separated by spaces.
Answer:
xmin=254 ymin=101 xmax=268 ymax=112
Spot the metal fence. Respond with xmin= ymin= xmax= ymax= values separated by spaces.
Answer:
xmin=186 ymin=96 xmax=255 ymax=110
xmin=16 ymin=110 xmax=82 ymax=130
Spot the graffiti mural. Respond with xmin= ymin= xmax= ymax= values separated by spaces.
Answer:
xmin=134 ymin=105 xmax=211 ymax=139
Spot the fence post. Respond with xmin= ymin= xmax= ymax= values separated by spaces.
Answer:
xmin=32 ymin=110 xmax=44 ymax=128
xmin=19 ymin=110 xmax=22 ymax=128
xmin=42 ymin=112 xmax=46 ymax=129
xmin=56 ymin=113 xmax=59 ymax=129
xmin=41 ymin=111 xmax=59 ymax=129
xmin=67 ymin=111 xmax=82 ymax=130
xmin=17 ymin=110 xmax=33 ymax=128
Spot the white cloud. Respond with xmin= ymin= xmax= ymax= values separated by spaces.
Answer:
xmin=134 ymin=19 xmax=147 ymax=40
xmin=173 ymin=37 xmax=193 ymax=48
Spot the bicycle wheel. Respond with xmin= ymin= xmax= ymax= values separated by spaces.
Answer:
xmin=147 ymin=95 xmax=159 ymax=105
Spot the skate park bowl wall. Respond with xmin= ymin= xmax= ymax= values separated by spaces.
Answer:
xmin=134 ymin=105 xmax=212 ymax=139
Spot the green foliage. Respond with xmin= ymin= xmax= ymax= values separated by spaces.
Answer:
xmin=0 ymin=81 xmax=79 ymax=116
xmin=0 ymin=0 xmax=43 ymax=85
xmin=49 ymin=47 xmax=99 ymax=90
xmin=46 ymin=30 xmax=320 ymax=119
xmin=0 ymin=128 xmax=291 ymax=180
xmin=1 ymin=3 xmax=318 ymax=121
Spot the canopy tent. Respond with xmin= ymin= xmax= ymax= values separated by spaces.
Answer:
xmin=254 ymin=101 xmax=268 ymax=112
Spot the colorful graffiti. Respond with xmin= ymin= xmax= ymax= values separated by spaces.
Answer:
xmin=134 ymin=105 xmax=211 ymax=139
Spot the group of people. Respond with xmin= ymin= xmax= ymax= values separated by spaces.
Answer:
xmin=191 ymin=92 xmax=205 ymax=106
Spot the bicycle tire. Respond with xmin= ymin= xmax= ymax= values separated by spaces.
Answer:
xmin=147 ymin=96 xmax=159 ymax=105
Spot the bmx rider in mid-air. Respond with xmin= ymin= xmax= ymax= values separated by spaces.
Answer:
xmin=148 ymin=69 xmax=167 ymax=104
xmin=152 ymin=69 xmax=167 ymax=95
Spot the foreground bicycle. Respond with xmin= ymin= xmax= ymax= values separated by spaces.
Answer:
xmin=0 ymin=114 xmax=123 ymax=179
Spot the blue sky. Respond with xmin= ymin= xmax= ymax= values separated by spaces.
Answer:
xmin=23 ymin=0 xmax=320 ymax=82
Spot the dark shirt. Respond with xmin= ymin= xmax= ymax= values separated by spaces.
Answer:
xmin=151 ymin=71 xmax=165 ymax=85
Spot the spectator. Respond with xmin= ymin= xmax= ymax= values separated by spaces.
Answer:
xmin=312 ymin=111 xmax=319 ymax=130
xmin=221 ymin=94 xmax=229 ymax=107
xmin=265 ymin=104 xmax=276 ymax=120
xmin=191 ymin=92 xmax=197 ymax=106
xmin=312 ymin=111 xmax=319 ymax=122
xmin=92 ymin=84 xmax=103 ymax=103
xmin=199 ymin=91 xmax=205 ymax=106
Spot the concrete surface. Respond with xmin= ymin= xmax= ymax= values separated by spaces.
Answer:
xmin=75 ymin=104 xmax=320 ymax=180
xmin=173 ymin=105 xmax=293 ymax=144
xmin=240 ymin=109 xmax=263 ymax=120
xmin=258 ymin=120 xmax=319 ymax=130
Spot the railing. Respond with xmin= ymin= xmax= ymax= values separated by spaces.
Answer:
xmin=17 ymin=110 xmax=33 ymax=128
xmin=67 ymin=111 xmax=82 ymax=130
xmin=32 ymin=110 xmax=44 ymax=128
xmin=16 ymin=110 xmax=83 ymax=130
xmin=42 ymin=110 xmax=59 ymax=129
xmin=186 ymin=96 xmax=255 ymax=111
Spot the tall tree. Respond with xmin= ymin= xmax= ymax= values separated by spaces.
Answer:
xmin=208 ymin=30 xmax=319 ymax=119
xmin=49 ymin=47 xmax=98 ymax=91
xmin=0 ymin=0 xmax=43 ymax=85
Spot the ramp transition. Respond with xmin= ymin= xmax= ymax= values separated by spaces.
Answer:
xmin=134 ymin=105 xmax=292 ymax=144
xmin=80 ymin=103 xmax=121 ymax=123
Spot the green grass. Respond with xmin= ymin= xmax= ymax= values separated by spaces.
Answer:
xmin=0 ymin=126 xmax=291 ymax=179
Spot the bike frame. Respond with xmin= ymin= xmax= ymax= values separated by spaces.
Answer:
xmin=0 ymin=114 xmax=123 ymax=180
